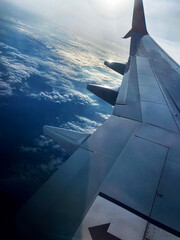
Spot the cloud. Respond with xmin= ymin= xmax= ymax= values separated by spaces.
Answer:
xmin=60 ymin=120 xmax=100 ymax=134
xmin=34 ymin=135 xmax=53 ymax=147
xmin=0 ymin=155 xmax=64 ymax=199
xmin=0 ymin=80 xmax=13 ymax=96
xmin=3 ymin=0 xmax=180 ymax=62
xmin=0 ymin=3 xmax=120 ymax=203
xmin=39 ymin=156 xmax=63 ymax=173
xmin=0 ymin=133 xmax=67 ymax=202
xmin=1 ymin=55 xmax=39 ymax=83
xmin=0 ymin=16 xmax=122 ymax=107
xmin=95 ymin=112 xmax=111 ymax=120
xmin=29 ymin=89 xmax=98 ymax=105
xmin=59 ymin=114 xmax=111 ymax=134
xmin=5 ymin=0 xmax=180 ymax=65
xmin=20 ymin=145 xmax=40 ymax=153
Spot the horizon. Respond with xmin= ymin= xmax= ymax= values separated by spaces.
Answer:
xmin=2 ymin=0 xmax=180 ymax=64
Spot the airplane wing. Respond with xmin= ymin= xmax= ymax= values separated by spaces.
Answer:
xmin=16 ymin=0 xmax=180 ymax=239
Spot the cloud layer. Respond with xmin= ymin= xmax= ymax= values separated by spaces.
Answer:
xmin=0 ymin=10 xmax=121 ymax=204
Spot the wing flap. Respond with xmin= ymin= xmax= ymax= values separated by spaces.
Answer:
xmin=43 ymin=125 xmax=90 ymax=154
xmin=104 ymin=61 xmax=126 ymax=75
xmin=87 ymin=84 xmax=119 ymax=106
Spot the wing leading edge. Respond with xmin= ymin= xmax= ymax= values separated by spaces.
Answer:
xmin=16 ymin=1 xmax=180 ymax=240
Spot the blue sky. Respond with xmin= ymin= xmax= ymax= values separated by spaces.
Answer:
xmin=5 ymin=0 xmax=180 ymax=63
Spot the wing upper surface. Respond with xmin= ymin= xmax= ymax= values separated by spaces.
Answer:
xmin=113 ymin=49 xmax=180 ymax=133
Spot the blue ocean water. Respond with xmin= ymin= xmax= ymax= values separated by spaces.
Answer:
xmin=0 ymin=1 xmax=122 ymax=236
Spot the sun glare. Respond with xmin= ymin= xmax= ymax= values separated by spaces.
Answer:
xmin=104 ymin=0 xmax=120 ymax=10
xmin=89 ymin=0 xmax=130 ymax=20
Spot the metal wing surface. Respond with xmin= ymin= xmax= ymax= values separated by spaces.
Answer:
xmin=16 ymin=0 xmax=180 ymax=239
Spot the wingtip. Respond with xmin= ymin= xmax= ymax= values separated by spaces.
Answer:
xmin=132 ymin=0 xmax=148 ymax=35
xmin=123 ymin=0 xmax=148 ymax=38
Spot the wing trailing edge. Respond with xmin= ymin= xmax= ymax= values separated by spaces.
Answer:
xmin=123 ymin=0 xmax=148 ymax=38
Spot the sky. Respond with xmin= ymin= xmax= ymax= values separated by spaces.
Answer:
xmin=5 ymin=0 xmax=180 ymax=63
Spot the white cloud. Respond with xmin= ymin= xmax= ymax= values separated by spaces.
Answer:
xmin=29 ymin=89 xmax=97 ymax=105
xmin=6 ymin=0 xmax=180 ymax=64
xmin=20 ymin=145 xmax=40 ymax=153
xmin=34 ymin=135 xmax=53 ymax=147
xmin=61 ymin=121 xmax=99 ymax=134
xmin=1 ymin=55 xmax=38 ymax=83
xmin=0 ymin=19 xmax=122 ymax=105
xmin=60 ymin=115 xmax=103 ymax=134
xmin=0 ymin=154 xmax=64 ymax=199
xmin=0 ymin=80 xmax=13 ymax=96
xmin=95 ymin=112 xmax=111 ymax=120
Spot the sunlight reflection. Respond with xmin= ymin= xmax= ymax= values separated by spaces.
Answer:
xmin=89 ymin=0 xmax=131 ymax=20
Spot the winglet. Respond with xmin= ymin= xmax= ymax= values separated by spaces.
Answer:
xmin=123 ymin=0 xmax=148 ymax=38
xmin=123 ymin=29 xmax=133 ymax=39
